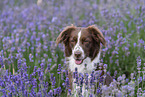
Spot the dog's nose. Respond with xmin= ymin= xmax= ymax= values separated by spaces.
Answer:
xmin=74 ymin=51 xmax=82 ymax=58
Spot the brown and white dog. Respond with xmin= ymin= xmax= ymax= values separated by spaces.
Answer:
xmin=56 ymin=25 xmax=112 ymax=96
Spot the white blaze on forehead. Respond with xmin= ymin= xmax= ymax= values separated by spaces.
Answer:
xmin=77 ymin=30 xmax=81 ymax=44
xmin=75 ymin=30 xmax=81 ymax=50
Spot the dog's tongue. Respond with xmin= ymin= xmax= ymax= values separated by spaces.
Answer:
xmin=75 ymin=60 xmax=82 ymax=65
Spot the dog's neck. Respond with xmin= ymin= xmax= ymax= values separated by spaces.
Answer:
xmin=67 ymin=52 xmax=101 ymax=74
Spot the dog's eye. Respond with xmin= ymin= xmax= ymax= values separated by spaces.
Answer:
xmin=70 ymin=39 xmax=75 ymax=42
xmin=84 ymin=40 xmax=89 ymax=43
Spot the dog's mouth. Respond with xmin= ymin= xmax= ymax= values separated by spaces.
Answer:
xmin=75 ymin=59 xmax=83 ymax=65
xmin=75 ymin=57 xmax=86 ymax=65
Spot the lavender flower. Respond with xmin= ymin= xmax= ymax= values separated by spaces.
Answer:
xmin=29 ymin=54 xmax=34 ymax=62
xmin=65 ymin=77 xmax=70 ymax=89
xmin=0 ymin=0 xmax=145 ymax=96
xmin=57 ymin=64 xmax=61 ymax=74
xmin=48 ymin=90 xmax=53 ymax=97
xmin=0 ymin=56 xmax=4 ymax=68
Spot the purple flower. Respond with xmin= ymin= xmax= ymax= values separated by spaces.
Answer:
xmin=9 ymin=84 xmax=16 ymax=95
xmin=56 ymin=87 xmax=62 ymax=95
xmin=17 ymin=59 xmax=21 ymax=70
xmin=39 ymin=72 xmax=44 ymax=81
xmin=37 ymin=68 xmax=41 ymax=76
xmin=90 ymin=71 xmax=95 ymax=86
xmin=29 ymin=54 xmax=34 ymax=62
xmin=134 ymin=43 xmax=137 ymax=47
xmin=32 ymin=66 xmax=37 ymax=76
xmin=96 ymin=88 xmax=101 ymax=95
xmin=2 ymin=89 xmax=7 ymax=97
xmin=137 ymin=56 xmax=141 ymax=71
xmin=89 ymin=94 xmax=93 ymax=97
xmin=138 ymin=77 xmax=142 ymax=83
xmin=0 ymin=56 xmax=4 ymax=68
xmin=85 ymin=73 xmax=89 ymax=86
xmin=40 ymin=63 xmax=44 ymax=71
xmin=52 ymin=77 xmax=56 ymax=88
xmin=79 ymin=73 xmax=84 ymax=86
xmin=37 ymin=89 xmax=42 ymax=97
xmin=48 ymin=90 xmax=53 ymax=97
xmin=0 ymin=78 xmax=5 ymax=87
xmin=47 ymin=64 xmax=51 ymax=72
xmin=8 ymin=93 xmax=12 ymax=97
xmin=31 ymin=87 xmax=36 ymax=97
xmin=137 ymin=56 xmax=141 ymax=67
xmin=57 ymin=64 xmax=61 ymax=74
xmin=53 ymin=88 xmax=57 ymax=95
xmin=74 ymin=68 xmax=79 ymax=85
xmin=116 ymin=91 xmax=122 ymax=97
xmin=68 ymin=89 xmax=71 ymax=95
xmin=65 ymin=77 xmax=70 ymax=89
xmin=24 ymin=90 xmax=28 ymax=97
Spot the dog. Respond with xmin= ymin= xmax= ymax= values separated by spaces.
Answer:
xmin=56 ymin=25 xmax=113 ymax=96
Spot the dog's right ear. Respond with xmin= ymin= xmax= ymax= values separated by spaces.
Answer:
xmin=87 ymin=25 xmax=106 ymax=46
xmin=56 ymin=25 xmax=76 ymax=45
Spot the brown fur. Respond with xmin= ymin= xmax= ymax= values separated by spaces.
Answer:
xmin=56 ymin=25 xmax=106 ymax=60
xmin=87 ymin=25 xmax=106 ymax=46
xmin=56 ymin=25 xmax=76 ymax=57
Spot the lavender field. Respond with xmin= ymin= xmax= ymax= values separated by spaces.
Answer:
xmin=0 ymin=0 xmax=145 ymax=97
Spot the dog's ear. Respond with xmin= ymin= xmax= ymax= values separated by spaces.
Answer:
xmin=87 ymin=25 xmax=106 ymax=46
xmin=56 ymin=25 xmax=76 ymax=45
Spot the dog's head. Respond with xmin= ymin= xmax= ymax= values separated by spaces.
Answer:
xmin=56 ymin=25 xmax=106 ymax=65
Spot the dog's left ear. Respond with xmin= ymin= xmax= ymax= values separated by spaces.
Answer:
xmin=87 ymin=25 xmax=106 ymax=46
xmin=56 ymin=25 xmax=76 ymax=45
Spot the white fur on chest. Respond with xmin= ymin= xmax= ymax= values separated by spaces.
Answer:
xmin=67 ymin=52 xmax=100 ymax=74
